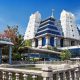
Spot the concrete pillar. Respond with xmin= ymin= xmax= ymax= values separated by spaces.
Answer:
xmin=57 ymin=38 xmax=60 ymax=47
xmin=9 ymin=45 xmax=12 ymax=64
xmin=38 ymin=37 xmax=42 ymax=48
xmin=0 ymin=48 xmax=2 ymax=64
xmin=42 ymin=66 xmax=53 ymax=80
xmin=45 ymin=36 xmax=50 ymax=47
xmin=8 ymin=72 xmax=12 ymax=80
xmin=15 ymin=73 xmax=19 ymax=80
xmin=63 ymin=72 xmax=67 ymax=80
xmin=74 ymin=70 xmax=77 ymax=80
xmin=23 ymin=74 xmax=28 ymax=80
xmin=54 ymin=37 xmax=57 ymax=47
xmin=74 ymin=68 xmax=80 ymax=80
xmin=69 ymin=71 xmax=72 ymax=80
xmin=32 ymin=75 xmax=37 ymax=80
xmin=32 ymin=39 xmax=35 ymax=48
xmin=63 ymin=39 xmax=70 ymax=47
xmin=56 ymin=73 xmax=60 ymax=80
xmin=2 ymin=71 xmax=6 ymax=80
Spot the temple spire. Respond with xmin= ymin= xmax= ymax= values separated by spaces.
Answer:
xmin=51 ymin=9 xmax=54 ymax=18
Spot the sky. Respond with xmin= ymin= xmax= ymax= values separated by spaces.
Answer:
xmin=0 ymin=0 xmax=80 ymax=35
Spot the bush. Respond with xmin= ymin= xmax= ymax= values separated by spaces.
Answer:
xmin=60 ymin=49 xmax=71 ymax=60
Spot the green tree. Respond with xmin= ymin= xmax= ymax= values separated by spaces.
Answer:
xmin=3 ymin=25 xmax=24 ymax=60
xmin=60 ymin=49 xmax=71 ymax=60
xmin=4 ymin=25 xmax=19 ymax=44
xmin=22 ymin=40 xmax=32 ymax=47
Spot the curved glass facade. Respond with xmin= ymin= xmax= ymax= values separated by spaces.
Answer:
xmin=42 ymin=37 xmax=46 ymax=46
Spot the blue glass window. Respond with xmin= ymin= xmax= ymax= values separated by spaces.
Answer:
xmin=35 ymin=39 xmax=38 ymax=47
xmin=50 ymin=37 xmax=54 ymax=46
xmin=60 ymin=39 xmax=63 ymax=47
xmin=42 ymin=37 xmax=46 ymax=46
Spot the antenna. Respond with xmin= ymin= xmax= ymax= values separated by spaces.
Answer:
xmin=51 ymin=9 xmax=54 ymax=18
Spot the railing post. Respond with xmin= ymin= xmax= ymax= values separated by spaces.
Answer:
xmin=15 ymin=73 xmax=19 ymax=80
xmin=32 ymin=75 xmax=37 ymax=80
xmin=63 ymin=71 xmax=67 ymax=80
xmin=74 ymin=67 xmax=80 ymax=80
xmin=2 ymin=71 xmax=6 ymax=80
xmin=8 ymin=72 xmax=12 ymax=80
xmin=23 ymin=74 xmax=28 ymax=80
xmin=74 ymin=69 xmax=77 ymax=80
xmin=42 ymin=66 xmax=53 ymax=80
xmin=69 ymin=70 xmax=72 ymax=80
xmin=56 ymin=73 xmax=60 ymax=80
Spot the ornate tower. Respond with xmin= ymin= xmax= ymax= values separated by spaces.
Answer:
xmin=24 ymin=11 xmax=41 ymax=40
xmin=60 ymin=10 xmax=80 ymax=40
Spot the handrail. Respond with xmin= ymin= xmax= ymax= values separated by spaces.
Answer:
xmin=0 ymin=67 xmax=42 ymax=75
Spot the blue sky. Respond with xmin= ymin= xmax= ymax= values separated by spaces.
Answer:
xmin=0 ymin=0 xmax=80 ymax=35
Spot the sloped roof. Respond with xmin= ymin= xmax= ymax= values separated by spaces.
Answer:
xmin=35 ymin=17 xmax=62 ymax=37
xmin=18 ymin=46 xmax=61 ymax=55
xmin=0 ymin=40 xmax=14 ymax=46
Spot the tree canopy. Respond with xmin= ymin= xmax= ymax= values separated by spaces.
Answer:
xmin=60 ymin=49 xmax=71 ymax=60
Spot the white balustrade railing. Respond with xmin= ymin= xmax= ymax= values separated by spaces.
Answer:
xmin=0 ymin=65 xmax=80 ymax=80
xmin=8 ymin=72 xmax=12 ymax=80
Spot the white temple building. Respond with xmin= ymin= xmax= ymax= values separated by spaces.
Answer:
xmin=60 ymin=10 xmax=80 ymax=46
xmin=24 ymin=10 xmax=80 ymax=48
xmin=60 ymin=10 xmax=80 ymax=40
xmin=24 ymin=11 xmax=41 ymax=40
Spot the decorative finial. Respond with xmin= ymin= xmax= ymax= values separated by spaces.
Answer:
xmin=51 ymin=9 xmax=54 ymax=18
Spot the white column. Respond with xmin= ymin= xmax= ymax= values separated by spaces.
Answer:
xmin=54 ymin=37 xmax=57 ymax=47
xmin=74 ymin=68 xmax=80 ymax=80
xmin=9 ymin=45 xmax=12 ymax=64
xmin=49 ymin=77 xmax=53 ymax=80
xmin=45 ymin=36 xmax=50 ymax=47
xmin=74 ymin=70 xmax=77 ymax=80
xmin=8 ymin=72 xmax=12 ymax=80
xmin=57 ymin=38 xmax=60 ymax=47
xmin=42 ymin=67 xmax=53 ymax=80
xmin=63 ymin=72 xmax=67 ymax=80
xmin=38 ymin=37 xmax=42 ymax=48
xmin=32 ymin=39 xmax=35 ymax=48
xmin=0 ymin=48 xmax=2 ymax=64
xmin=2 ymin=71 xmax=6 ymax=80
xmin=15 ymin=73 xmax=19 ymax=80
xmin=43 ymin=77 xmax=48 ymax=80
xmin=23 ymin=74 xmax=28 ymax=80
xmin=32 ymin=75 xmax=37 ymax=80
xmin=56 ymin=73 xmax=60 ymax=80
xmin=69 ymin=71 xmax=72 ymax=80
